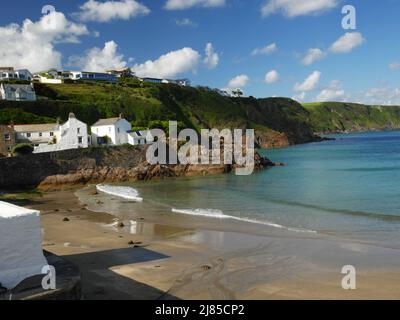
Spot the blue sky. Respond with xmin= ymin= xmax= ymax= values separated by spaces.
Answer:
xmin=1 ymin=0 xmax=400 ymax=104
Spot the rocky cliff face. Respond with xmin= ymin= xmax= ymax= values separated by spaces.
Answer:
xmin=0 ymin=145 xmax=276 ymax=190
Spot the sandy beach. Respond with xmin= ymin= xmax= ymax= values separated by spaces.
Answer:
xmin=14 ymin=188 xmax=400 ymax=300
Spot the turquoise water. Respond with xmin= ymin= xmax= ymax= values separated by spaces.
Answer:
xmin=92 ymin=131 xmax=400 ymax=247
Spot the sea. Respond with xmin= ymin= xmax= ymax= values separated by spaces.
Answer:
xmin=77 ymin=131 xmax=400 ymax=248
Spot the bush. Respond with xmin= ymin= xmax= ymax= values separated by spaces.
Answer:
xmin=12 ymin=143 xmax=34 ymax=156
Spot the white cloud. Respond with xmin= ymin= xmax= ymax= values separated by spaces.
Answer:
xmin=251 ymin=43 xmax=278 ymax=56
xmin=261 ymin=0 xmax=338 ymax=17
xmin=228 ymin=74 xmax=250 ymax=88
xmin=294 ymin=71 xmax=321 ymax=92
xmin=203 ymin=43 xmax=219 ymax=69
xmin=165 ymin=0 xmax=225 ymax=10
xmin=0 ymin=11 xmax=88 ymax=72
xmin=316 ymin=80 xmax=346 ymax=101
xmin=69 ymin=41 xmax=128 ymax=72
xmin=389 ymin=62 xmax=400 ymax=70
xmin=132 ymin=47 xmax=201 ymax=78
xmin=265 ymin=70 xmax=279 ymax=83
xmin=329 ymin=32 xmax=365 ymax=54
xmin=302 ymin=48 xmax=326 ymax=65
xmin=361 ymin=87 xmax=400 ymax=105
xmin=292 ymin=92 xmax=307 ymax=102
xmin=175 ymin=18 xmax=197 ymax=27
xmin=77 ymin=0 xmax=150 ymax=22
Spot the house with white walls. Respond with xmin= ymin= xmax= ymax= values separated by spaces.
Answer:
xmin=0 ymin=67 xmax=33 ymax=81
xmin=128 ymin=130 xmax=153 ymax=146
xmin=91 ymin=116 xmax=153 ymax=146
xmin=0 ymin=83 xmax=36 ymax=101
xmin=91 ymin=116 xmax=132 ymax=146
xmin=13 ymin=113 xmax=89 ymax=153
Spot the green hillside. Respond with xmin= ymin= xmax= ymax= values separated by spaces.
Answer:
xmin=303 ymin=102 xmax=400 ymax=133
xmin=0 ymin=80 xmax=317 ymax=148
xmin=4 ymin=80 xmax=399 ymax=148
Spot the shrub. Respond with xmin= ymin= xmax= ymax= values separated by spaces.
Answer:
xmin=12 ymin=143 xmax=34 ymax=156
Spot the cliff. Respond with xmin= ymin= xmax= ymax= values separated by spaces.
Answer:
xmin=304 ymin=102 xmax=400 ymax=133
xmin=0 ymin=145 xmax=275 ymax=190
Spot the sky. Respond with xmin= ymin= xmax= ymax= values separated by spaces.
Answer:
xmin=1 ymin=0 xmax=400 ymax=104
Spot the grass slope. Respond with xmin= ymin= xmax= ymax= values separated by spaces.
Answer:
xmin=0 ymin=81 xmax=317 ymax=147
xmin=303 ymin=102 xmax=400 ymax=133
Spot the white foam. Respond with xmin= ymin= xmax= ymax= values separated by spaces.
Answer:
xmin=96 ymin=185 xmax=143 ymax=202
xmin=171 ymin=208 xmax=317 ymax=234
xmin=172 ymin=208 xmax=226 ymax=218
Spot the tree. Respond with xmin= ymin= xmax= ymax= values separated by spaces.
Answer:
xmin=231 ymin=89 xmax=244 ymax=98
xmin=12 ymin=143 xmax=34 ymax=156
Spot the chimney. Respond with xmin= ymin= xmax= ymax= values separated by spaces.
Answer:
xmin=119 ymin=113 xmax=123 ymax=120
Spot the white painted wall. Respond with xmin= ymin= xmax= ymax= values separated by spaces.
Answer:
xmin=0 ymin=84 xmax=36 ymax=101
xmin=37 ymin=76 xmax=63 ymax=84
xmin=91 ymin=119 xmax=132 ymax=146
xmin=0 ymin=201 xmax=48 ymax=290
xmin=34 ymin=116 xmax=89 ymax=153
xmin=128 ymin=130 xmax=153 ymax=146
xmin=16 ymin=130 xmax=56 ymax=143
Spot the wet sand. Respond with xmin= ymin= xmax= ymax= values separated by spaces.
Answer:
xmin=22 ymin=189 xmax=400 ymax=300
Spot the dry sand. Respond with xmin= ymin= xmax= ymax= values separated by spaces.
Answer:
xmin=21 ymin=188 xmax=400 ymax=300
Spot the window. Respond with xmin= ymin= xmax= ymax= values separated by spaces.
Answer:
xmin=50 ymin=132 xmax=54 ymax=136
xmin=39 ymin=132 xmax=43 ymax=137
xmin=4 ymin=133 xmax=10 ymax=141
xmin=78 ymin=137 xmax=83 ymax=144
xmin=7 ymin=146 xmax=11 ymax=152
xmin=27 ymin=133 xmax=31 ymax=138
xmin=77 ymin=128 xmax=81 ymax=134
xmin=117 ymin=128 xmax=120 ymax=133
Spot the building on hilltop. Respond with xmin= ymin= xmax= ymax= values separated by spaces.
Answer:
xmin=34 ymin=69 xmax=118 ymax=84
xmin=139 ymin=77 xmax=191 ymax=87
xmin=0 ymin=67 xmax=33 ymax=81
xmin=0 ymin=83 xmax=36 ymax=101
xmin=106 ymin=68 xmax=135 ymax=78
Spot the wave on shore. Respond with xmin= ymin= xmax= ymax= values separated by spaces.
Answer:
xmin=96 ymin=184 xmax=144 ymax=202
xmin=172 ymin=208 xmax=316 ymax=234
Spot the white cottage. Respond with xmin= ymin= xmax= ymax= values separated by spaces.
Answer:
xmin=128 ymin=130 xmax=153 ymax=145
xmin=91 ymin=116 xmax=132 ymax=146
xmin=0 ymin=201 xmax=48 ymax=290
xmin=0 ymin=83 xmax=36 ymax=101
xmin=91 ymin=116 xmax=153 ymax=147
xmin=14 ymin=113 xmax=89 ymax=153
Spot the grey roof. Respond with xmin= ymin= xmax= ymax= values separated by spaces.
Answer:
xmin=14 ymin=123 xmax=58 ymax=133
xmin=92 ymin=117 xmax=121 ymax=127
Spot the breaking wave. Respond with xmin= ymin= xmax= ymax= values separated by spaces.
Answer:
xmin=171 ymin=208 xmax=316 ymax=234
xmin=96 ymin=184 xmax=143 ymax=202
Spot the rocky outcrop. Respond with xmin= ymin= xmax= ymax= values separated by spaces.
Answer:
xmin=0 ymin=145 xmax=276 ymax=190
